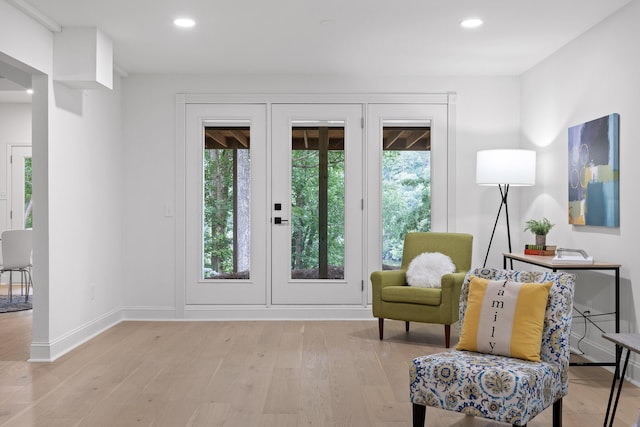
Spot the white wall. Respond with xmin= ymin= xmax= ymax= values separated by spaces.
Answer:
xmin=121 ymin=74 xmax=521 ymax=311
xmin=0 ymin=103 xmax=31 ymax=144
xmin=46 ymin=78 xmax=124 ymax=354
xmin=1 ymin=1 xmax=125 ymax=361
xmin=521 ymin=0 xmax=640 ymax=378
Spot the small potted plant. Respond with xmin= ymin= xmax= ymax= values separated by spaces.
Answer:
xmin=524 ymin=217 xmax=554 ymax=246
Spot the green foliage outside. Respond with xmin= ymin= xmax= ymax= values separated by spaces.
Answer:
xmin=291 ymin=149 xmax=345 ymax=271
xmin=203 ymin=149 xmax=235 ymax=274
xmin=202 ymin=146 xmax=431 ymax=275
xmin=24 ymin=157 xmax=33 ymax=229
xmin=382 ymin=150 xmax=431 ymax=267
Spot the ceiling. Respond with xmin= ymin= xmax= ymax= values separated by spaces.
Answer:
xmin=0 ymin=0 xmax=633 ymax=102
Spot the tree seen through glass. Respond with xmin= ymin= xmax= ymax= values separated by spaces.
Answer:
xmin=290 ymin=126 xmax=345 ymax=279
xmin=24 ymin=157 xmax=33 ymax=229
xmin=202 ymin=127 xmax=251 ymax=279
xmin=200 ymin=125 xmax=430 ymax=277
xmin=381 ymin=126 xmax=431 ymax=269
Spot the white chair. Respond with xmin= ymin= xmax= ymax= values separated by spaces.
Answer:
xmin=0 ymin=230 xmax=33 ymax=302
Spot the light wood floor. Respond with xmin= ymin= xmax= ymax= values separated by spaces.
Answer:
xmin=0 ymin=312 xmax=638 ymax=427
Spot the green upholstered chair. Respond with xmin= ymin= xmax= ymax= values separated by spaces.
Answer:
xmin=370 ymin=232 xmax=473 ymax=348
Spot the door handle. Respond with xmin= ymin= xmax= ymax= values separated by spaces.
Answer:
xmin=274 ymin=217 xmax=289 ymax=224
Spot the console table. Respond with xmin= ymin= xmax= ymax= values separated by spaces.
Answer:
xmin=503 ymin=252 xmax=621 ymax=371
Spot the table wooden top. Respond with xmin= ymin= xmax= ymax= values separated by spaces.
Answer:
xmin=503 ymin=252 xmax=621 ymax=269
xmin=602 ymin=333 xmax=640 ymax=353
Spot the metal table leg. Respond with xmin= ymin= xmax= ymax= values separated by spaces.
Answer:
xmin=603 ymin=346 xmax=631 ymax=427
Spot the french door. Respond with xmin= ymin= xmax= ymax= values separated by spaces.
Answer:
xmin=182 ymin=97 xmax=451 ymax=307
xmin=271 ymin=104 xmax=364 ymax=304
xmin=185 ymin=104 xmax=268 ymax=304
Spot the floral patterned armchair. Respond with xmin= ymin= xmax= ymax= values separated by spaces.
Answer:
xmin=409 ymin=268 xmax=575 ymax=427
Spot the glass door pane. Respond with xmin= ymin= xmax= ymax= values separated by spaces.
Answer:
xmin=291 ymin=125 xmax=345 ymax=280
xmin=10 ymin=146 xmax=32 ymax=230
xmin=271 ymin=104 xmax=363 ymax=305
xmin=202 ymin=127 xmax=251 ymax=279
xmin=382 ymin=125 xmax=431 ymax=269
xmin=24 ymin=156 xmax=32 ymax=229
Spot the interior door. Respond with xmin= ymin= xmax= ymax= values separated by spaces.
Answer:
xmin=271 ymin=104 xmax=364 ymax=305
xmin=185 ymin=104 xmax=268 ymax=304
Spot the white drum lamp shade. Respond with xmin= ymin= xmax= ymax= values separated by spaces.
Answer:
xmin=476 ymin=149 xmax=536 ymax=268
xmin=476 ymin=149 xmax=536 ymax=186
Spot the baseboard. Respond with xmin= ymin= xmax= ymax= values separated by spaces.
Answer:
xmin=185 ymin=305 xmax=374 ymax=320
xmin=121 ymin=306 xmax=178 ymax=320
xmin=29 ymin=308 xmax=123 ymax=362
xmin=122 ymin=304 xmax=374 ymax=321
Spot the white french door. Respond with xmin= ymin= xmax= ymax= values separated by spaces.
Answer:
xmin=185 ymin=104 xmax=268 ymax=304
xmin=271 ymin=104 xmax=364 ymax=304
xmin=365 ymin=103 xmax=451 ymax=303
xmin=181 ymin=96 xmax=452 ymax=308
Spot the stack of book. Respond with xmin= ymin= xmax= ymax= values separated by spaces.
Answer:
xmin=524 ymin=244 xmax=556 ymax=256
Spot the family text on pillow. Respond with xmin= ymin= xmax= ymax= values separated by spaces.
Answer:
xmin=456 ymin=276 xmax=552 ymax=362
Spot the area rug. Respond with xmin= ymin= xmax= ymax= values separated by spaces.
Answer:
xmin=0 ymin=295 xmax=32 ymax=313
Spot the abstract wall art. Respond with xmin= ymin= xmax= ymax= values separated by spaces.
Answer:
xmin=568 ymin=113 xmax=619 ymax=227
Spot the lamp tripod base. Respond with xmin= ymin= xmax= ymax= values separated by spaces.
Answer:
xmin=482 ymin=184 xmax=513 ymax=269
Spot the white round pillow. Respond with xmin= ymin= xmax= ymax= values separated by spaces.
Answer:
xmin=406 ymin=252 xmax=456 ymax=288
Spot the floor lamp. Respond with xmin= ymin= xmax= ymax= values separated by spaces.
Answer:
xmin=476 ymin=149 xmax=536 ymax=268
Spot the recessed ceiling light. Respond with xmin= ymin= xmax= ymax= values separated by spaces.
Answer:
xmin=174 ymin=18 xmax=195 ymax=28
xmin=26 ymin=89 xmax=34 ymax=94
xmin=460 ymin=18 xmax=483 ymax=28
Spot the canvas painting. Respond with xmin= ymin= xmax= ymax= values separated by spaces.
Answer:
xmin=568 ymin=113 xmax=619 ymax=226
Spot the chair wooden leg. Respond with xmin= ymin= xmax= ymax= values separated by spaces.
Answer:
xmin=553 ymin=398 xmax=562 ymax=427
xmin=444 ymin=324 xmax=451 ymax=348
xmin=378 ymin=318 xmax=384 ymax=340
xmin=412 ymin=403 xmax=426 ymax=427
xmin=406 ymin=321 xmax=410 ymax=332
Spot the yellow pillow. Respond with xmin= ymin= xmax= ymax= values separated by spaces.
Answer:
xmin=456 ymin=276 xmax=552 ymax=362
